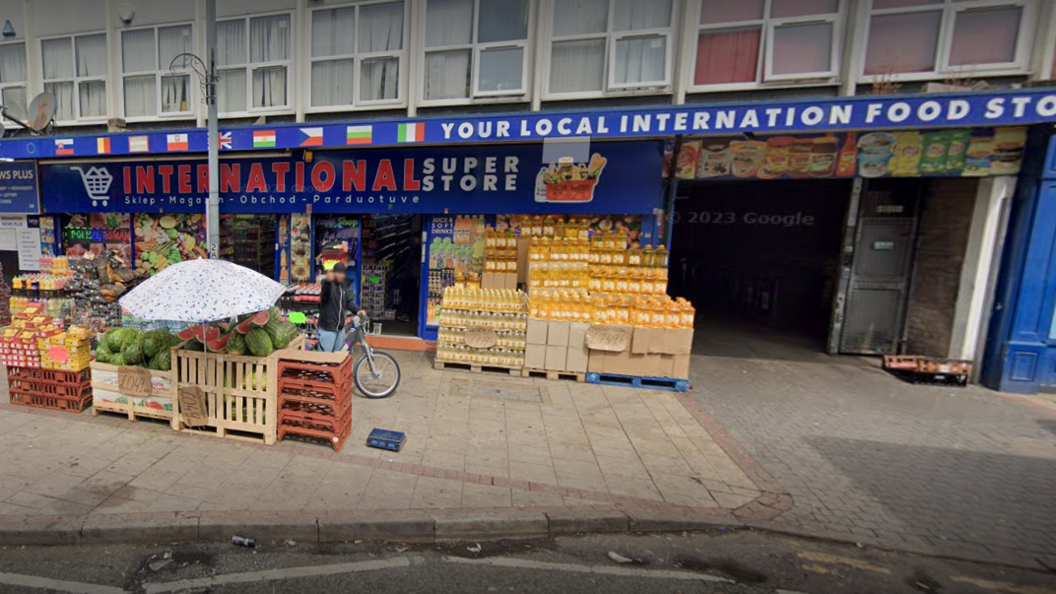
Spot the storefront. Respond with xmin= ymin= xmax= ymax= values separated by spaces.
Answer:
xmin=36 ymin=141 xmax=665 ymax=340
xmin=0 ymin=86 xmax=1051 ymax=368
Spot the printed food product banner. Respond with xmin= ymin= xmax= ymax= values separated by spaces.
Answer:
xmin=132 ymin=213 xmax=206 ymax=276
xmin=63 ymin=213 xmax=132 ymax=263
xmin=425 ymin=215 xmax=489 ymax=326
xmin=665 ymin=127 xmax=1027 ymax=181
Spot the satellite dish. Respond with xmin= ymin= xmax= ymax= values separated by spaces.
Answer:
xmin=27 ymin=92 xmax=56 ymax=132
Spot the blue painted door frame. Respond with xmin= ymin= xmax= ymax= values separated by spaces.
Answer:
xmin=982 ymin=127 xmax=1056 ymax=393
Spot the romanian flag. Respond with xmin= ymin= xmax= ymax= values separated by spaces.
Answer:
xmin=346 ymin=125 xmax=372 ymax=145
xmin=167 ymin=133 xmax=189 ymax=151
xmin=397 ymin=123 xmax=424 ymax=143
xmin=55 ymin=139 xmax=74 ymax=155
xmin=96 ymin=137 xmax=111 ymax=154
xmin=253 ymin=130 xmax=276 ymax=148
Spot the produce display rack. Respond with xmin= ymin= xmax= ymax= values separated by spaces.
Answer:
xmin=89 ymin=358 xmax=176 ymax=424
xmin=171 ymin=335 xmax=305 ymax=444
xmin=7 ymin=365 xmax=93 ymax=413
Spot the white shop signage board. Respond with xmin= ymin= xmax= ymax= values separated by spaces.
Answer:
xmin=0 ymin=215 xmax=27 ymax=228
xmin=16 ymin=228 xmax=41 ymax=271
xmin=0 ymin=229 xmax=16 ymax=251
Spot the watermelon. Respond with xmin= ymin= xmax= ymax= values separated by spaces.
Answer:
xmin=183 ymin=338 xmax=204 ymax=352
xmin=151 ymin=349 xmax=172 ymax=371
xmin=122 ymin=331 xmax=145 ymax=365
xmin=225 ymin=332 xmax=247 ymax=355
xmin=264 ymin=320 xmax=298 ymax=350
xmin=245 ymin=328 xmax=274 ymax=357
xmin=142 ymin=329 xmax=174 ymax=359
xmin=178 ymin=325 xmax=221 ymax=343
xmin=206 ymin=334 xmax=231 ymax=352
xmin=95 ymin=343 xmax=112 ymax=363
xmin=110 ymin=353 xmax=127 ymax=366
xmin=106 ymin=328 xmax=132 ymax=351
xmin=268 ymin=306 xmax=281 ymax=320
xmin=235 ymin=310 xmax=271 ymax=334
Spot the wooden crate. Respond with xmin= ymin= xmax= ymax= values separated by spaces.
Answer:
xmin=89 ymin=360 xmax=176 ymax=425
xmin=171 ymin=336 xmax=305 ymax=445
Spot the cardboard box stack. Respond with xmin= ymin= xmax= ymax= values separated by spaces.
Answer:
xmin=586 ymin=325 xmax=694 ymax=380
xmin=0 ymin=307 xmax=62 ymax=368
xmin=524 ymin=319 xmax=590 ymax=374
xmin=41 ymin=326 xmax=93 ymax=371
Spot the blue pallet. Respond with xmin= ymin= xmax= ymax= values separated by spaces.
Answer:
xmin=367 ymin=428 xmax=407 ymax=452
xmin=585 ymin=372 xmax=690 ymax=392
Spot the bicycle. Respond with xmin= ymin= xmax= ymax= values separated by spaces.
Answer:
xmin=340 ymin=313 xmax=401 ymax=398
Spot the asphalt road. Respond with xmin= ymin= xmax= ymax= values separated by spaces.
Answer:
xmin=0 ymin=529 xmax=1053 ymax=594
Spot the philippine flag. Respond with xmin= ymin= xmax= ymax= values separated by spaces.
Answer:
xmin=55 ymin=139 xmax=74 ymax=155
xmin=96 ymin=137 xmax=111 ymax=154
xmin=167 ymin=133 xmax=189 ymax=151
xmin=300 ymin=127 xmax=324 ymax=147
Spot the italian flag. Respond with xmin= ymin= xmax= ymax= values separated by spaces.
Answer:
xmin=398 ymin=123 xmax=424 ymax=143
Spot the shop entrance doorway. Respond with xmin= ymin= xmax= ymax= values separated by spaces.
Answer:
xmin=670 ymin=180 xmax=851 ymax=359
xmin=360 ymin=214 xmax=422 ymax=337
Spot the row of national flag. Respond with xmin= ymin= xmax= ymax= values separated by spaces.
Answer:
xmin=51 ymin=124 xmax=426 ymax=156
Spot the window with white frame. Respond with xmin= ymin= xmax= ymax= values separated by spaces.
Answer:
xmin=548 ymin=0 xmax=674 ymax=97
xmin=863 ymin=0 xmax=1035 ymax=79
xmin=310 ymin=1 xmax=404 ymax=109
xmin=121 ymin=25 xmax=194 ymax=118
xmin=217 ymin=14 xmax=291 ymax=113
xmin=42 ymin=34 xmax=108 ymax=121
xmin=693 ymin=0 xmax=841 ymax=88
xmin=0 ymin=42 xmax=27 ymax=121
xmin=423 ymin=0 xmax=530 ymax=102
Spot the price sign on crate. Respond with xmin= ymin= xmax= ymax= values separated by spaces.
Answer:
xmin=48 ymin=346 xmax=69 ymax=363
xmin=178 ymin=386 xmax=208 ymax=427
xmin=464 ymin=327 xmax=498 ymax=349
xmin=117 ymin=366 xmax=152 ymax=397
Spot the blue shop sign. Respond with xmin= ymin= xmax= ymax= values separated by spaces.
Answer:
xmin=0 ymin=162 xmax=39 ymax=214
xmin=39 ymin=141 xmax=663 ymax=215
xmin=6 ymin=89 xmax=1056 ymax=159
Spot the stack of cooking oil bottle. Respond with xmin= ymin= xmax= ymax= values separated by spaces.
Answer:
xmin=483 ymin=228 xmax=519 ymax=273
xmin=435 ymin=285 xmax=528 ymax=368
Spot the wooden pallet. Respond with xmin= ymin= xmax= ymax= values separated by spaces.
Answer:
xmin=90 ymin=361 xmax=176 ymax=426
xmin=520 ymin=367 xmax=585 ymax=383
xmin=585 ymin=372 xmax=690 ymax=392
xmin=434 ymin=359 xmax=519 ymax=376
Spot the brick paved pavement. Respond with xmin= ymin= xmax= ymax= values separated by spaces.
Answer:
xmin=691 ymin=318 xmax=1056 ymax=564
xmin=0 ymin=350 xmax=774 ymax=524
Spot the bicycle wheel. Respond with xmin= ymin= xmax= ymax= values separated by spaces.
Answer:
xmin=353 ymin=351 xmax=401 ymax=398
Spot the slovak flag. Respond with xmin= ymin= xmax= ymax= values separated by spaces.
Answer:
xmin=55 ymin=139 xmax=74 ymax=155
xmin=167 ymin=133 xmax=189 ymax=151
xmin=218 ymin=131 xmax=232 ymax=150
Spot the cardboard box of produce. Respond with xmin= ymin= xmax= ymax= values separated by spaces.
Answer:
xmin=547 ymin=321 xmax=570 ymax=347
xmin=503 ymin=273 xmax=518 ymax=290
xmin=566 ymin=343 xmax=589 ymax=373
xmin=545 ymin=345 xmax=567 ymax=371
xmin=671 ymin=354 xmax=691 ymax=379
xmin=526 ymin=318 xmax=548 ymax=345
xmin=603 ymin=351 xmax=654 ymax=376
xmin=517 ymin=238 xmax=530 ymax=285
xmin=480 ymin=273 xmax=501 ymax=290
xmin=524 ymin=344 xmax=546 ymax=369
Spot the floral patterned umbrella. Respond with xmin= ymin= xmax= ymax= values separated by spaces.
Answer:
xmin=118 ymin=258 xmax=286 ymax=322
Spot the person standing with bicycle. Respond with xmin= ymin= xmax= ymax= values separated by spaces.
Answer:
xmin=318 ymin=263 xmax=363 ymax=352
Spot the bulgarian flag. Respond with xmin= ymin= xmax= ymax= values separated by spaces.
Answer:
xmin=397 ymin=122 xmax=424 ymax=143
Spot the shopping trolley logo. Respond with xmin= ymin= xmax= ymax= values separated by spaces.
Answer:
xmin=70 ymin=166 xmax=114 ymax=207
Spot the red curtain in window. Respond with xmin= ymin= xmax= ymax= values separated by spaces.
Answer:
xmin=695 ymin=28 xmax=760 ymax=85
